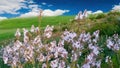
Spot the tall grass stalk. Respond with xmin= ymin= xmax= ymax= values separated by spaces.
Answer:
xmin=38 ymin=10 xmax=43 ymax=31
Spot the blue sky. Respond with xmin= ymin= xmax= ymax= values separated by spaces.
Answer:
xmin=0 ymin=0 xmax=120 ymax=19
xmin=33 ymin=0 xmax=119 ymax=14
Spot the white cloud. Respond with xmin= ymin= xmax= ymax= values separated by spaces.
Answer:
xmin=0 ymin=17 xmax=7 ymax=21
xmin=20 ymin=5 xmax=40 ymax=17
xmin=48 ymin=4 xmax=53 ymax=7
xmin=93 ymin=10 xmax=103 ymax=14
xmin=86 ymin=10 xmax=103 ymax=15
xmin=42 ymin=9 xmax=70 ymax=16
xmin=41 ymin=2 xmax=53 ymax=7
xmin=28 ymin=1 xmax=34 ymax=4
xmin=112 ymin=4 xmax=120 ymax=11
xmin=42 ymin=2 xmax=47 ymax=5
xmin=0 ymin=0 xmax=27 ymax=14
xmin=86 ymin=11 xmax=92 ymax=14
xmin=19 ymin=9 xmax=70 ymax=17
xmin=20 ymin=12 xmax=39 ymax=17
xmin=28 ymin=5 xmax=39 ymax=10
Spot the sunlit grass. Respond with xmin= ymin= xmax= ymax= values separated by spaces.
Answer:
xmin=0 ymin=16 xmax=74 ymax=43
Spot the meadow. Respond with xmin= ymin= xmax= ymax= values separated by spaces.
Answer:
xmin=0 ymin=11 xmax=120 ymax=68
xmin=0 ymin=16 xmax=74 ymax=45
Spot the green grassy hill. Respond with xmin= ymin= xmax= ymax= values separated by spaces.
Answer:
xmin=1 ymin=12 xmax=120 ymax=44
xmin=1 ymin=12 xmax=120 ymax=45
xmin=0 ymin=16 xmax=74 ymax=45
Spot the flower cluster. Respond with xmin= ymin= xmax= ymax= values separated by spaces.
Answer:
xmin=2 ymin=25 xmax=68 ymax=68
xmin=106 ymin=34 xmax=120 ymax=51
xmin=1 ymin=25 xmax=120 ymax=68
xmin=61 ymin=29 xmax=101 ymax=68
xmin=44 ymin=25 xmax=54 ymax=38
xmin=75 ymin=9 xmax=88 ymax=20
xmin=81 ymin=30 xmax=101 ymax=68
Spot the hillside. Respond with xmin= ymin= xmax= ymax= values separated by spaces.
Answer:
xmin=0 ymin=12 xmax=120 ymax=45
xmin=0 ymin=11 xmax=120 ymax=68
xmin=1 ymin=11 xmax=120 ymax=46
xmin=0 ymin=16 xmax=74 ymax=45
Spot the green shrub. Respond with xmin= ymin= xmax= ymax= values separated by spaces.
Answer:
xmin=88 ymin=14 xmax=96 ymax=20
xmin=108 ymin=11 xmax=120 ymax=16
xmin=88 ymin=13 xmax=106 ymax=20
xmin=87 ymin=23 xmax=120 ymax=36
xmin=96 ymin=13 xmax=106 ymax=19
xmin=62 ymin=25 xmax=69 ymax=31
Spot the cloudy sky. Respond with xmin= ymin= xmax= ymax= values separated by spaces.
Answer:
xmin=0 ymin=0 xmax=120 ymax=20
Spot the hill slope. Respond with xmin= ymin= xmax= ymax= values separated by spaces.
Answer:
xmin=0 ymin=12 xmax=120 ymax=68
xmin=0 ymin=16 xmax=74 ymax=44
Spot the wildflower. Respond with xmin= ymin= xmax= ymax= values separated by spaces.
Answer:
xmin=81 ymin=63 xmax=90 ymax=68
xmin=38 ymin=53 xmax=45 ymax=62
xmin=75 ymin=9 xmax=88 ymax=20
xmin=46 ymin=52 xmax=53 ymax=61
xmin=30 ymin=25 xmax=35 ymax=32
xmin=114 ymin=44 xmax=119 ymax=51
xmin=77 ymin=11 xmax=83 ymax=20
xmin=58 ymin=39 xmax=64 ymax=47
xmin=33 ymin=35 xmax=41 ymax=45
xmin=50 ymin=41 xmax=57 ymax=48
xmin=5 ymin=46 xmax=12 ymax=54
xmin=24 ymin=48 xmax=34 ymax=62
xmin=35 ymin=27 xmax=40 ymax=35
xmin=86 ymin=53 xmax=94 ymax=63
xmin=54 ymin=50 xmax=58 ymax=58
xmin=113 ymin=34 xmax=118 ymax=40
xmin=71 ymin=53 xmax=78 ymax=62
xmin=44 ymin=25 xmax=54 ymax=38
xmin=42 ymin=63 xmax=47 ymax=68
xmin=58 ymin=60 xmax=66 ymax=68
xmin=92 ymin=46 xmax=100 ymax=55
xmin=79 ymin=31 xmax=86 ymax=42
xmin=58 ymin=47 xmax=68 ymax=58
xmin=88 ymin=43 xmax=94 ymax=49
xmin=63 ymin=29 xmax=69 ymax=35
xmin=23 ymin=28 xmax=29 ymax=43
xmin=48 ymin=41 xmax=57 ymax=52
xmin=15 ymin=28 xmax=21 ymax=39
xmin=62 ymin=31 xmax=76 ymax=42
xmin=83 ymin=9 xmax=88 ymax=18
xmin=72 ymin=41 xmax=83 ymax=49
xmin=80 ymin=32 xmax=91 ymax=42
xmin=96 ymin=60 xmax=101 ymax=68
xmin=105 ymin=56 xmax=112 ymax=63
xmin=50 ymin=59 xmax=59 ymax=68
xmin=3 ymin=56 xmax=8 ymax=64
xmin=12 ymin=56 xmax=19 ymax=67
xmin=93 ymin=30 xmax=100 ymax=43
xmin=13 ymin=40 xmax=22 ymax=51
xmin=106 ymin=38 xmax=114 ymax=49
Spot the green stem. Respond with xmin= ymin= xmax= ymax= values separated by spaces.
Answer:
xmin=116 ymin=52 xmax=120 ymax=68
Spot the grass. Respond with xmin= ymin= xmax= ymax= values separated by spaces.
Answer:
xmin=0 ymin=16 xmax=74 ymax=44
